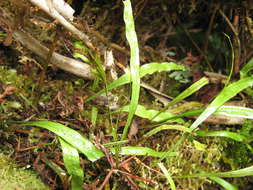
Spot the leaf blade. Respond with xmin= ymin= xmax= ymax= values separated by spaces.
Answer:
xmin=59 ymin=138 xmax=84 ymax=190
xmin=18 ymin=121 xmax=104 ymax=162
xmin=190 ymin=77 xmax=253 ymax=131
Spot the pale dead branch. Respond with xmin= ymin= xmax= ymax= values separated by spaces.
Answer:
xmin=13 ymin=29 xmax=94 ymax=80
xmin=29 ymin=0 xmax=94 ymax=49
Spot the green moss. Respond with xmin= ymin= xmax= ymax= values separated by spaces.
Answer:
xmin=222 ymin=121 xmax=253 ymax=169
xmin=0 ymin=153 xmax=49 ymax=190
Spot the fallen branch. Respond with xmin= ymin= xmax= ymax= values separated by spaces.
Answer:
xmin=13 ymin=29 xmax=94 ymax=80
xmin=29 ymin=0 xmax=94 ymax=50
xmin=0 ymin=4 xmax=94 ymax=79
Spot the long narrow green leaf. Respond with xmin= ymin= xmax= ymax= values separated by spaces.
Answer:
xmin=59 ymin=138 xmax=84 ymax=190
xmin=144 ymin=125 xmax=191 ymax=138
xmin=189 ymin=77 xmax=253 ymax=131
xmin=167 ymin=77 xmax=208 ymax=107
xmin=155 ymin=109 xmax=204 ymax=123
xmin=72 ymin=41 xmax=90 ymax=63
xmin=120 ymin=103 xmax=253 ymax=127
xmin=18 ymin=121 xmax=179 ymax=160
xmin=103 ymin=140 xmax=129 ymax=147
xmin=119 ymin=104 xmax=184 ymax=123
xmin=73 ymin=52 xmax=90 ymax=63
xmin=209 ymin=176 xmax=238 ymax=190
xmin=178 ymin=165 xmax=253 ymax=178
xmin=196 ymin=130 xmax=247 ymax=142
xmin=240 ymin=57 xmax=253 ymax=78
xmin=91 ymin=106 xmax=98 ymax=125
xmin=110 ymin=146 xmax=178 ymax=157
xmin=122 ymin=0 xmax=140 ymax=140
xmin=223 ymin=33 xmax=234 ymax=86
xmin=158 ymin=105 xmax=253 ymax=124
xmin=140 ymin=62 xmax=185 ymax=77
xmin=41 ymin=157 xmax=68 ymax=185
xmin=151 ymin=77 xmax=209 ymax=121
xmin=158 ymin=163 xmax=176 ymax=190
xmin=84 ymin=62 xmax=185 ymax=103
xmin=18 ymin=121 xmax=104 ymax=162
xmin=216 ymin=105 xmax=253 ymax=119
xmin=85 ymin=73 xmax=130 ymax=102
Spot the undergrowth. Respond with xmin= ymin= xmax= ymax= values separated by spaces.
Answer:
xmin=0 ymin=0 xmax=253 ymax=190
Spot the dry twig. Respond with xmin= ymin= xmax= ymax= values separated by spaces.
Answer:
xmin=30 ymin=0 xmax=95 ymax=50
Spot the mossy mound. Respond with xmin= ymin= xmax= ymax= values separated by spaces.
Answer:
xmin=0 ymin=153 xmax=49 ymax=190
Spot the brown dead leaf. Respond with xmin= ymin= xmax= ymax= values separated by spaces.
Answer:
xmin=3 ymin=32 xmax=13 ymax=46
xmin=128 ymin=118 xmax=138 ymax=140
xmin=183 ymin=52 xmax=200 ymax=66
xmin=73 ymin=94 xmax=84 ymax=112
xmin=0 ymin=85 xmax=17 ymax=101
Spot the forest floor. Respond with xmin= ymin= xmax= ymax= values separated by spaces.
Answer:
xmin=0 ymin=0 xmax=253 ymax=189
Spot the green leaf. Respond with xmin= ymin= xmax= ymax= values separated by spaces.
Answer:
xmin=178 ymin=165 xmax=253 ymax=178
xmin=73 ymin=41 xmax=86 ymax=50
xmin=91 ymin=106 xmax=98 ymax=125
xmin=193 ymin=140 xmax=206 ymax=151
xmin=196 ymin=130 xmax=247 ymax=142
xmin=240 ymin=57 xmax=253 ymax=78
xmin=119 ymin=104 xmax=184 ymax=124
xmin=72 ymin=41 xmax=90 ymax=63
xmin=158 ymin=105 xmax=253 ymax=124
xmin=85 ymin=73 xmax=131 ymax=102
xmin=223 ymin=33 xmax=234 ymax=86
xmin=122 ymin=0 xmax=141 ymax=140
xmin=119 ymin=104 xmax=253 ymax=128
xmin=189 ymin=77 xmax=253 ymax=131
xmin=59 ymin=138 xmax=84 ymax=190
xmin=215 ymin=105 xmax=253 ymax=119
xmin=110 ymin=146 xmax=178 ymax=157
xmin=140 ymin=62 xmax=185 ymax=77
xmin=103 ymin=140 xmax=129 ymax=147
xmin=209 ymin=176 xmax=238 ymax=190
xmin=18 ymin=121 xmax=104 ymax=162
xmin=151 ymin=77 xmax=209 ymax=121
xmin=144 ymin=125 xmax=191 ymax=138
xmin=0 ymin=32 xmax=6 ymax=37
xmin=158 ymin=163 xmax=176 ymax=190
xmin=72 ymin=52 xmax=89 ymax=63
xmin=41 ymin=157 xmax=67 ymax=186
xmin=84 ymin=62 xmax=185 ymax=103
xmin=167 ymin=77 xmax=208 ymax=107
